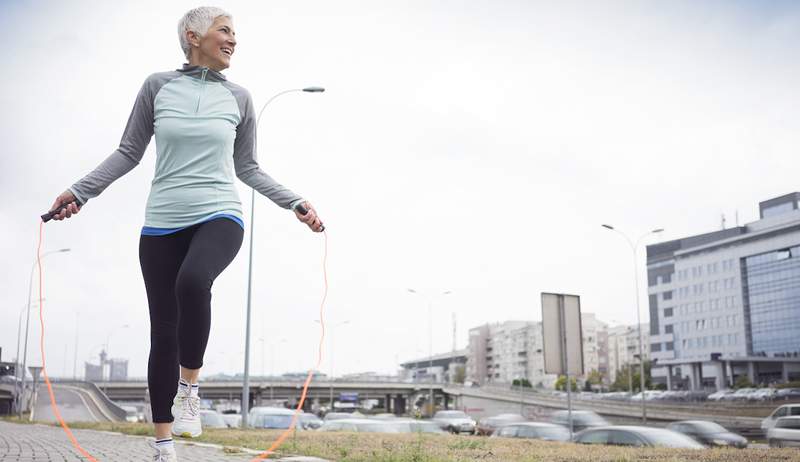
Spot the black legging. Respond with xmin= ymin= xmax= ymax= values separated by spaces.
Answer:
xmin=139 ymin=218 xmax=243 ymax=423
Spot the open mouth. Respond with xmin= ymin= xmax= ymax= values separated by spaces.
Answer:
xmin=221 ymin=47 xmax=233 ymax=57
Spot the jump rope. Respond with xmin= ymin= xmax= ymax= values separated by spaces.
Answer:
xmin=39 ymin=201 xmax=329 ymax=461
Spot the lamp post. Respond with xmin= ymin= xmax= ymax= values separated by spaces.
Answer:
xmin=314 ymin=319 xmax=350 ymax=409
xmin=242 ymin=86 xmax=325 ymax=428
xmin=19 ymin=248 xmax=70 ymax=417
xmin=269 ymin=339 xmax=287 ymax=401
xmin=407 ymin=288 xmax=452 ymax=415
xmin=601 ymin=224 xmax=663 ymax=424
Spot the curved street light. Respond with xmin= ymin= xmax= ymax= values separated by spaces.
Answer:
xmin=242 ymin=86 xmax=325 ymax=428
xmin=602 ymin=224 xmax=663 ymax=424
xmin=18 ymin=248 xmax=70 ymax=417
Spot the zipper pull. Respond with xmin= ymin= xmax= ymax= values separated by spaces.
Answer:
xmin=201 ymin=68 xmax=208 ymax=82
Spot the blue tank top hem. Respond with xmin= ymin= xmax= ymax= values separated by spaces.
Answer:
xmin=141 ymin=214 xmax=244 ymax=236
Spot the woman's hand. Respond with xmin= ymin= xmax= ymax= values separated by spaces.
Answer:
xmin=294 ymin=201 xmax=324 ymax=232
xmin=49 ymin=190 xmax=82 ymax=221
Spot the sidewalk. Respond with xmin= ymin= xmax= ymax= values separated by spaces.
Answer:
xmin=0 ymin=421 xmax=328 ymax=461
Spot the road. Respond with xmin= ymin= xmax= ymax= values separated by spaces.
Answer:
xmin=0 ymin=421 xmax=328 ymax=461
xmin=32 ymin=384 xmax=109 ymax=423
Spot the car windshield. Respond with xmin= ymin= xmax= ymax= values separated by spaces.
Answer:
xmin=640 ymin=429 xmax=705 ymax=448
xmin=688 ymin=421 xmax=727 ymax=434
xmin=436 ymin=411 xmax=467 ymax=419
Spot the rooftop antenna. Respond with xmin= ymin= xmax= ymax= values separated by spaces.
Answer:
xmin=452 ymin=312 xmax=457 ymax=352
xmin=735 ymin=210 xmax=739 ymax=227
xmin=721 ymin=213 xmax=726 ymax=230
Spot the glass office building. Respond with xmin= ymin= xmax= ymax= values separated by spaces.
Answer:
xmin=742 ymin=245 xmax=800 ymax=357
xmin=646 ymin=193 xmax=800 ymax=389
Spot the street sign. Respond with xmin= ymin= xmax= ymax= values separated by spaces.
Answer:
xmin=541 ymin=292 xmax=584 ymax=441
xmin=541 ymin=293 xmax=584 ymax=376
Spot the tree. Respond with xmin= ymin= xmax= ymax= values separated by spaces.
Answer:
xmin=512 ymin=378 xmax=532 ymax=388
xmin=452 ymin=365 xmax=466 ymax=385
xmin=586 ymin=369 xmax=604 ymax=386
xmin=555 ymin=375 xmax=578 ymax=392
xmin=733 ymin=375 xmax=754 ymax=389
xmin=609 ymin=361 xmax=653 ymax=393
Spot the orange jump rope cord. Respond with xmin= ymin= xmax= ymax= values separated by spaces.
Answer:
xmin=37 ymin=220 xmax=99 ymax=461
xmin=249 ymin=229 xmax=329 ymax=461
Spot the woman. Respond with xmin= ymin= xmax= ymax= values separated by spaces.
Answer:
xmin=48 ymin=7 xmax=323 ymax=461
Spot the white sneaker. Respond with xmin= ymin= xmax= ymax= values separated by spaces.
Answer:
xmin=152 ymin=443 xmax=177 ymax=462
xmin=171 ymin=388 xmax=202 ymax=438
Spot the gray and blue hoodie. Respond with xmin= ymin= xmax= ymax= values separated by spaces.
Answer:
xmin=69 ymin=64 xmax=304 ymax=233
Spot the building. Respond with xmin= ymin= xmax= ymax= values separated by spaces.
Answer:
xmin=399 ymin=350 xmax=467 ymax=384
xmin=581 ymin=313 xmax=610 ymax=382
xmin=466 ymin=321 xmax=554 ymax=388
xmin=647 ymin=193 xmax=800 ymax=390
xmin=606 ymin=323 xmax=650 ymax=384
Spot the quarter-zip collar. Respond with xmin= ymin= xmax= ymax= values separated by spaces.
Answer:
xmin=178 ymin=63 xmax=227 ymax=82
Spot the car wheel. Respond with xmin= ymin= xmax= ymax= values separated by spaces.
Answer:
xmin=768 ymin=439 xmax=780 ymax=448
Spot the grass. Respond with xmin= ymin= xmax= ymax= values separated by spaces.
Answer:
xmin=5 ymin=419 xmax=799 ymax=462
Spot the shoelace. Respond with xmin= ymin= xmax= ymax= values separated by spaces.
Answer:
xmin=181 ymin=395 xmax=199 ymax=420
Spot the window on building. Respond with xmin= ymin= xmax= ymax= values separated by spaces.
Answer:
xmin=665 ymin=324 xmax=673 ymax=334
xmin=651 ymin=343 xmax=662 ymax=352
xmin=664 ymin=308 xmax=673 ymax=317
xmin=665 ymin=342 xmax=674 ymax=351
xmin=662 ymin=291 xmax=673 ymax=301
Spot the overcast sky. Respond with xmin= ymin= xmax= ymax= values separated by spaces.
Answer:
xmin=2 ymin=0 xmax=799 ymax=380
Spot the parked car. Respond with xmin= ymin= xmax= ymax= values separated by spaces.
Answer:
xmin=249 ymin=406 xmax=302 ymax=430
xmin=762 ymin=404 xmax=800 ymax=431
xmin=491 ymin=422 xmax=570 ymax=442
xmin=370 ymin=413 xmax=398 ymax=420
xmin=199 ymin=409 xmax=228 ymax=429
xmin=666 ymin=420 xmax=748 ymax=448
xmin=318 ymin=418 xmax=445 ymax=434
xmin=324 ymin=411 xmax=360 ymax=421
xmin=298 ymin=412 xmax=323 ymax=430
xmin=724 ymin=388 xmax=757 ymax=402
xmin=221 ymin=413 xmax=241 ymax=428
xmin=476 ymin=413 xmax=526 ymax=436
xmin=432 ymin=410 xmax=477 ymax=434
xmin=574 ymin=426 xmax=705 ymax=449
xmin=707 ymin=389 xmax=734 ymax=401
xmin=630 ymin=391 xmax=663 ymax=401
xmin=550 ymin=410 xmax=609 ymax=432
xmin=776 ymin=388 xmax=800 ymax=401
xmin=751 ymin=388 xmax=777 ymax=402
xmin=767 ymin=416 xmax=800 ymax=447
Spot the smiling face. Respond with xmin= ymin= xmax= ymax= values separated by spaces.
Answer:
xmin=187 ymin=16 xmax=236 ymax=71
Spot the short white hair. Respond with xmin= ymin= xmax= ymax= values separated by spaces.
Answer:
xmin=178 ymin=6 xmax=233 ymax=59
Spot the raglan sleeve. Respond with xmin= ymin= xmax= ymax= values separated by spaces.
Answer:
xmin=232 ymin=88 xmax=305 ymax=210
xmin=68 ymin=75 xmax=156 ymax=205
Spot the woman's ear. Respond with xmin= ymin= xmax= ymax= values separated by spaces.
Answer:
xmin=186 ymin=30 xmax=201 ymax=47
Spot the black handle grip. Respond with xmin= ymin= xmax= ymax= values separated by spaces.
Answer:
xmin=295 ymin=203 xmax=325 ymax=232
xmin=41 ymin=200 xmax=81 ymax=223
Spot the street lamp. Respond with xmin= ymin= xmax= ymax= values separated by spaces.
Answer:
xmin=242 ymin=86 xmax=325 ymax=428
xmin=18 ymin=248 xmax=70 ymax=417
xmin=602 ymin=224 xmax=663 ymax=424
xmin=314 ymin=319 xmax=350 ymax=409
xmin=407 ymin=288 xmax=452 ymax=415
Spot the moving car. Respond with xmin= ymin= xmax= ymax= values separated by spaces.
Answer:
xmin=298 ymin=412 xmax=323 ymax=430
xmin=491 ymin=422 xmax=570 ymax=442
xmin=550 ymin=410 xmax=609 ymax=432
xmin=476 ymin=413 xmax=526 ymax=436
xmin=432 ymin=410 xmax=477 ymax=434
xmin=666 ymin=420 xmax=747 ymax=448
xmin=767 ymin=416 xmax=800 ymax=448
xmin=761 ymin=404 xmax=800 ymax=431
xmin=574 ymin=426 xmax=705 ymax=449
xmin=776 ymin=388 xmax=800 ymax=401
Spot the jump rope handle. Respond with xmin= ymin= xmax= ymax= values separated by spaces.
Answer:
xmin=295 ymin=203 xmax=325 ymax=232
xmin=41 ymin=199 xmax=81 ymax=223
